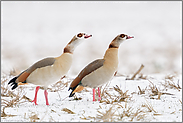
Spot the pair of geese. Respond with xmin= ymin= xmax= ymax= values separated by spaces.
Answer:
xmin=8 ymin=33 xmax=134 ymax=105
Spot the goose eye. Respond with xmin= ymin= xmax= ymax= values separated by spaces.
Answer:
xmin=120 ymin=34 xmax=125 ymax=38
xmin=77 ymin=33 xmax=83 ymax=38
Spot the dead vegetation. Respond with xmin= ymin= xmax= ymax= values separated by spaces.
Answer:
xmin=129 ymin=64 xmax=144 ymax=80
xmin=137 ymin=86 xmax=146 ymax=94
xmin=1 ymin=69 xmax=181 ymax=122
xmin=1 ymin=106 xmax=17 ymax=117
xmin=161 ymin=79 xmax=181 ymax=91
xmin=119 ymin=106 xmax=146 ymax=121
xmin=29 ymin=112 xmax=40 ymax=122
xmin=73 ymin=96 xmax=82 ymax=101
xmin=100 ymin=80 xmax=112 ymax=98
xmin=1 ymin=86 xmax=31 ymax=117
xmin=115 ymin=64 xmax=147 ymax=80
xmin=147 ymin=79 xmax=174 ymax=100
xmin=142 ymin=74 xmax=181 ymax=100
xmin=1 ymin=73 xmax=72 ymax=119
xmin=83 ymin=100 xmax=155 ymax=122
xmin=1 ymin=88 xmax=27 ymax=107
xmin=164 ymin=74 xmax=181 ymax=90
xmin=1 ymin=74 xmax=32 ymax=118
xmin=96 ymin=105 xmax=117 ymax=122
xmin=126 ymin=64 xmax=147 ymax=80
xmin=100 ymin=85 xmax=130 ymax=104
xmin=84 ymin=71 xmax=181 ymax=121
xmin=62 ymin=108 xmax=75 ymax=114
xmin=1 ymin=77 xmax=16 ymax=97
xmin=179 ymin=99 xmax=182 ymax=104
xmin=135 ymin=75 xmax=180 ymax=101
xmin=98 ymin=97 xmax=160 ymax=122
xmin=165 ymin=74 xmax=177 ymax=81
xmin=144 ymin=99 xmax=157 ymax=113
xmin=80 ymin=110 xmax=96 ymax=120
xmin=141 ymin=80 xmax=174 ymax=100
xmin=148 ymin=79 xmax=160 ymax=97
xmin=80 ymin=105 xmax=119 ymax=122
xmin=113 ymin=85 xmax=130 ymax=102
xmin=118 ymin=100 xmax=155 ymax=121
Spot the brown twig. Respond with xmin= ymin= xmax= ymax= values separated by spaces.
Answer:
xmin=126 ymin=64 xmax=145 ymax=80
xmin=138 ymin=86 xmax=145 ymax=94
xmin=157 ymin=92 xmax=162 ymax=100
xmin=62 ymin=108 xmax=75 ymax=114
xmin=22 ymin=95 xmax=32 ymax=102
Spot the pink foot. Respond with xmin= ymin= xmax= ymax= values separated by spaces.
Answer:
xmin=93 ymin=88 xmax=96 ymax=101
xmin=32 ymin=86 xmax=40 ymax=105
xmin=44 ymin=90 xmax=49 ymax=105
xmin=32 ymin=99 xmax=38 ymax=105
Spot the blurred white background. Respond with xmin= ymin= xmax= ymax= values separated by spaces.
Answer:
xmin=1 ymin=1 xmax=182 ymax=76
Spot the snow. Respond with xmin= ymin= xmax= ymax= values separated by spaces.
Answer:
xmin=1 ymin=73 xmax=182 ymax=122
xmin=1 ymin=1 xmax=182 ymax=122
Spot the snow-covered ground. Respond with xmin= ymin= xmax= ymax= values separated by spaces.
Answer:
xmin=1 ymin=73 xmax=182 ymax=122
xmin=1 ymin=1 xmax=182 ymax=122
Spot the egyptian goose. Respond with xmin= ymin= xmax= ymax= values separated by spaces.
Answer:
xmin=8 ymin=33 xmax=92 ymax=105
xmin=68 ymin=34 xmax=134 ymax=101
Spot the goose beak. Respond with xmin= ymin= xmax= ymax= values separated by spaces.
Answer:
xmin=126 ymin=35 xmax=134 ymax=39
xmin=84 ymin=34 xmax=92 ymax=39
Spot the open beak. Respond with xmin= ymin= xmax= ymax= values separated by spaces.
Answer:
xmin=126 ymin=35 xmax=134 ymax=39
xmin=84 ymin=34 xmax=92 ymax=39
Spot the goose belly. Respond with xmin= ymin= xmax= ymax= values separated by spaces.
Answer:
xmin=26 ymin=53 xmax=73 ymax=87
xmin=81 ymin=66 xmax=116 ymax=88
xmin=26 ymin=65 xmax=63 ymax=87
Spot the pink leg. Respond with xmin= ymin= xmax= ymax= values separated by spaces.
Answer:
xmin=32 ymin=86 xmax=40 ymax=105
xmin=44 ymin=90 xmax=49 ymax=105
xmin=93 ymin=88 xmax=95 ymax=101
xmin=98 ymin=87 xmax=101 ymax=101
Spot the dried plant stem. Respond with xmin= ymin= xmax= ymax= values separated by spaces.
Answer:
xmin=126 ymin=64 xmax=145 ymax=80
xmin=62 ymin=108 xmax=75 ymax=114
xmin=22 ymin=95 xmax=32 ymax=102
xmin=101 ymin=80 xmax=111 ymax=98
xmin=179 ymin=99 xmax=182 ymax=104
xmin=57 ymin=92 xmax=62 ymax=100
xmin=157 ymin=92 xmax=162 ymax=100
xmin=138 ymin=86 xmax=145 ymax=94
xmin=61 ymin=96 xmax=69 ymax=101
xmin=144 ymin=98 xmax=157 ymax=113
xmin=130 ymin=64 xmax=144 ymax=80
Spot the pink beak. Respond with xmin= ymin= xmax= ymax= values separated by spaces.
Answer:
xmin=126 ymin=35 xmax=134 ymax=39
xmin=84 ymin=34 xmax=92 ymax=39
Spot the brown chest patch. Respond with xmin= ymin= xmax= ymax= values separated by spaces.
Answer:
xmin=64 ymin=47 xmax=72 ymax=54
xmin=17 ymin=72 xmax=30 ymax=82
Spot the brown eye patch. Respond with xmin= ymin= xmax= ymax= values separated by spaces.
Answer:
xmin=120 ymin=34 xmax=125 ymax=38
xmin=77 ymin=33 xmax=83 ymax=38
